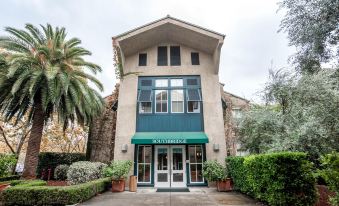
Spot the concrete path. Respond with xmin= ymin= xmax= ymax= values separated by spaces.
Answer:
xmin=79 ymin=188 xmax=261 ymax=206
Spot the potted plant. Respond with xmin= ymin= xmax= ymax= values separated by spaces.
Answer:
xmin=103 ymin=160 xmax=133 ymax=192
xmin=202 ymin=160 xmax=232 ymax=192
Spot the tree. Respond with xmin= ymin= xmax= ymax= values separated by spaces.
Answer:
xmin=279 ymin=0 xmax=339 ymax=74
xmin=0 ymin=24 xmax=104 ymax=178
xmin=239 ymin=68 xmax=339 ymax=159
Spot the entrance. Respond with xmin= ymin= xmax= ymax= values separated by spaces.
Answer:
xmin=154 ymin=145 xmax=186 ymax=188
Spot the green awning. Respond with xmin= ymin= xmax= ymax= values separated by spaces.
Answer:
xmin=131 ymin=132 xmax=208 ymax=144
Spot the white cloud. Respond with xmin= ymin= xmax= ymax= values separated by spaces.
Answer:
xmin=0 ymin=0 xmax=295 ymax=102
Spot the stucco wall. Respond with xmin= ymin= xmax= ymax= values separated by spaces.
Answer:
xmin=114 ymin=43 xmax=226 ymax=164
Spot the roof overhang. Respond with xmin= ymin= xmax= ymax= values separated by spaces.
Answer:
xmin=112 ymin=16 xmax=225 ymax=73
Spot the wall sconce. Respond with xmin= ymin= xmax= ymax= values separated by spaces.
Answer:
xmin=213 ymin=144 xmax=219 ymax=152
xmin=121 ymin=144 xmax=128 ymax=152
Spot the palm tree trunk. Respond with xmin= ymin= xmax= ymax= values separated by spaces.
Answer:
xmin=22 ymin=102 xmax=44 ymax=179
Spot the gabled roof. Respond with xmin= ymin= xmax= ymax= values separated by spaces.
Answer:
xmin=112 ymin=15 xmax=225 ymax=57
xmin=113 ymin=15 xmax=225 ymax=40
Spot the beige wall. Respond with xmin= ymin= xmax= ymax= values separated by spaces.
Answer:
xmin=114 ymin=43 xmax=227 ymax=165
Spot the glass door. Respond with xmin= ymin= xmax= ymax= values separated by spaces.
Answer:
xmin=154 ymin=145 xmax=186 ymax=188
xmin=171 ymin=145 xmax=186 ymax=187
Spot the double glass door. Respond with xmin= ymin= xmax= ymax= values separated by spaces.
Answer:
xmin=155 ymin=145 xmax=186 ymax=188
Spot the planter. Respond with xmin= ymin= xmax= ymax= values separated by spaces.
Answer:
xmin=217 ymin=178 xmax=233 ymax=192
xmin=0 ymin=183 xmax=10 ymax=191
xmin=112 ymin=179 xmax=125 ymax=192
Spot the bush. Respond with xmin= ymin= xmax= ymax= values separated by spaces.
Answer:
xmin=37 ymin=152 xmax=86 ymax=179
xmin=54 ymin=164 xmax=69 ymax=181
xmin=67 ymin=161 xmax=107 ymax=185
xmin=319 ymin=152 xmax=339 ymax=206
xmin=0 ymin=154 xmax=17 ymax=177
xmin=1 ymin=177 xmax=110 ymax=205
xmin=102 ymin=160 xmax=132 ymax=180
xmin=0 ymin=175 xmax=20 ymax=182
xmin=202 ymin=160 xmax=227 ymax=182
xmin=226 ymin=152 xmax=317 ymax=206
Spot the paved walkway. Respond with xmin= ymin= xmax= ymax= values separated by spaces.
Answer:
xmin=79 ymin=188 xmax=261 ymax=206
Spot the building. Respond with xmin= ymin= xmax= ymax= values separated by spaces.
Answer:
xmin=112 ymin=16 xmax=226 ymax=188
xmin=220 ymin=87 xmax=250 ymax=156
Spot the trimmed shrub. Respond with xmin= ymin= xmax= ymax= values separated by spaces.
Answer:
xmin=54 ymin=164 xmax=69 ymax=180
xmin=0 ymin=175 xmax=20 ymax=182
xmin=1 ymin=177 xmax=110 ymax=205
xmin=67 ymin=161 xmax=107 ymax=185
xmin=319 ymin=152 xmax=339 ymax=206
xmin=0 ymin=154 xmax=17 ymax=177
xmin=226 ymin=152 xmax=317 ymax=206
xmin=37 ymin=152 xmax=86 ymax=178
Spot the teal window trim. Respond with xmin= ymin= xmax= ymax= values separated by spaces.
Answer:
xmin=138 ymin=76 xmax=202 ymax=115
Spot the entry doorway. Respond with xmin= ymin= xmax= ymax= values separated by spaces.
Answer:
xmin=154 ymin=145 xmax=186 ymax=188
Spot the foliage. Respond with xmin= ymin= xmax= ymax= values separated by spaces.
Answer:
xmin=102 ymin=160 xmax=132 ymax=180
xmin=0 ymin=175 xmax=20 ymax=182
xmin=226 ymin=152 xmax=317 ymax=206
xmin=113 ymin=45 xmax=140 ymax=80
xmin=202 ymin=160 xmax=227 ymax=181
xmin=319 ymin=152 xmax=339 ymax=206
xmin=37 ymin=152 xmax=86 ymax=179
xmin=0 ymin=177 xmax=110 ymax=205
xmin=239 ymin=68 xmax=339 ymax=160
xmin=0 ymin=154 xmax=17 ymax=177
xmin=54 ymin=164 xmax=69 ymax=181
xmin=7 ymin=179 xmax=47 ymax=187
xmin=279 ymin=0 xmax=339 ymax=74
xmin=67 ymin=161 xmax=107 ymax=185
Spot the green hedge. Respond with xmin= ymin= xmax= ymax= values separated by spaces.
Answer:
xmin=0 ymin=154 xmax=17 ymax=177
xmin=1 ymin=177 xmax=111 ymax=206
xmin=226 ymin=152 xmax=317 ymax=206
xmin=0 ymin=175 xmax=20 ymax=182
xmin=37 ymin=152 xmax=86 ymax=178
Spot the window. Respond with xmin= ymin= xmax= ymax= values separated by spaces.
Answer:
xmin=187 ymin=89 xmax=201 ymax=113
xmin=187 ymin=78 xmax=198 ymax=86
xmin=155 ymin=90 xmax=168 ymax=113
xmin=138 ymin=53 xmax=147 ymax=66
xmin=171 ymin=90 xmax=184 ymax=113
xmin=138 ymin=90 xmax=152 ymax=113
xmin=189 ymin=145 xmax=204 ymax=183
xmin=157 ymin=46 xmax=168 ymax=66
xmin=191 ymin=52 xmax=200 ymax=65
xmin=170 ymin=46 xmax=181 ymax=66
xmin=137 ymin=145 xmax=152 ymax=183
xmin=141 ymin=79 xmax=152 ymax=87
xmin=188 ymin=101 xmax=200 ymax=113
xmin=155 ymin=79 xmax=168 ymax=87
xmin=232 ymin=108 xmax=242 ymax=119
xmin=170 ymin=79 xmax=183 ymax=87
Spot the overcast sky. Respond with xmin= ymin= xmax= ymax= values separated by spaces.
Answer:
xmin=1 ymin=0 xmax=295 ymax=102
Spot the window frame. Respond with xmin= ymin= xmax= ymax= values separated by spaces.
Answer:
xmin=170 ymin=46 xmax=181 ymax=66
xmin=191 ymin=52 xmax=200 ymax=65
xmin=171 ymin=89 xmax=184 ymax=113
xmin=187 ymin=101 xmax=201 ymax=113
xmin=137 ymin=145 xmax=152 ymax=183
xmin=155 ymin=90 xmax=168 ymax=113
xmin=157 ymin=46 xmax=168 ymax=66
xmin=138 ymin=53 xmax=147 ymax=66
xmin=188 ymin=145 xmax=204 ymax=183
xmin=138 ymin=90 xmax=152 ymax=114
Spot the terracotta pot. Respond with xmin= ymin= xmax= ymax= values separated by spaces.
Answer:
xmin=0 ymin=183 xmax=10 ymax=191
xmin=217 ymin=178 xmax=233 ymax=192
xmin=112 ymin=179 xmax=125 ymax=192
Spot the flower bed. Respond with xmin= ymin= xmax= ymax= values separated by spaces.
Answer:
xmin=0 ymin=177 xmax=111 ymax=205
xmin=226 ymin=152 xmax=317 ymax=206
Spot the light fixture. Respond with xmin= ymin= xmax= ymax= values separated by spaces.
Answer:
xmin=121 ymin=144 xmax=128 ymax=152
xmin=213 ymin=144 xmax=219 ymax=152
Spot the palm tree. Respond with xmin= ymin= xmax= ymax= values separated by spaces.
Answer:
xmin=0 ymin=24 xmax=104 ymax=179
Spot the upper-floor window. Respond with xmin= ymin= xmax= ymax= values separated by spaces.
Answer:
xmin=232 ymin=108 xmax=242 ymax=119
xmin=191 ymin=52 xmax=200 ymax=65
xmin=139 ymin=53 xmax=147 ymax=66
xmin=157 ymin=46 xmax=168 ymax=66
xmin=170 ymin=46 xmax=181 ymax=66
xmin=155 ymin=90 xmax=168 ymax=113
xmin=138 ymin=76 xmax=201 ymax=114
